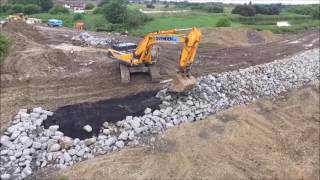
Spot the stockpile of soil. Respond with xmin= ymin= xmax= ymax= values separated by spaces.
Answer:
xmin=1 ymin=21 xmax=77 ymax=80
xmin=201 ymin=27 xmax=280 ymax=48
xmin=2 ymin=21 xmax=46 ymax=44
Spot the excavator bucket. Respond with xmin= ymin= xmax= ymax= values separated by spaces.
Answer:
xmin=169 ymin=73 xmax=197 ymax=93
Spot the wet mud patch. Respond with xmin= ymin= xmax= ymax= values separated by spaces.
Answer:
xmin=43 ymin=91 xmax=161 ymax=139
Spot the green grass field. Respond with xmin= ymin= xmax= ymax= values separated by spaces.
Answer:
xmin=130 ymin=12 xmax=243 ymax=35
xmin=130 ymin=11 xmax=317 ymax=35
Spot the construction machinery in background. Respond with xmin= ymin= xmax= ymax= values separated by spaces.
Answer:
xmin=7 ymin=13 xmax=27 ymax=22
xmin=75 ymin=21 xmax=86 ymax=31
xmin=108 ymin=27 xmax=202 ymax=93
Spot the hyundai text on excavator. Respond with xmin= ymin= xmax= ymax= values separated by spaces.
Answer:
xmin=107 ymin=27 xmax=202 ymax=93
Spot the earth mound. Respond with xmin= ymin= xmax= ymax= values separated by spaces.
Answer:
xmin=202 ymin=27 xmax=279 ymax=48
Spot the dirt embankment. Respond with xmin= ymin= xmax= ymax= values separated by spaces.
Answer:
xmin=54 ymin=84 xmax=319 ymax=180
xmin=201 ymin=27 xmax=280 ymax=48
xmin=0 ymin=21 xmax=77 ymax=80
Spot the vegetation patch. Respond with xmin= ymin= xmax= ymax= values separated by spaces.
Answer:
xmin=0 ymin=33 xmax=10 ymax=63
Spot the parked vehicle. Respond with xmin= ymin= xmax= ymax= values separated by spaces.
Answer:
xmin=48 ymin=19 xmax=63 ymax=27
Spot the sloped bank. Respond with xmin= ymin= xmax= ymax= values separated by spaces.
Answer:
xmin=0 ymin=49 xmax=319 ymax=179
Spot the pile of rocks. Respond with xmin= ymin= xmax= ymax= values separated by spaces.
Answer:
xmin=71 ymin=32 xmax=122 ymax=48
xmin=1 ymin=49 xmax=319 ymax=179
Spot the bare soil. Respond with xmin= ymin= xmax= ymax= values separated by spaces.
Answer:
xmin=49 ymin=84 xmax=319 ymax=180
xmin=0 ymin=22 xmax=319 ymax=131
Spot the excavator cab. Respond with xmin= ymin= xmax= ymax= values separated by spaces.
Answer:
xmin=108 ymin=27 xmax=201 ymax=93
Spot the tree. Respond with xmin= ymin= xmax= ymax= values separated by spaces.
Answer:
xmin=124 ymin=8 xmax=148 ymax=27
xmin=85 ymin=3 xmax=95 ymax=10
xmin=9 ymin=3 xmax=23 ymax=13
xmin=0 ymin=4 xmax=13 ymax=13
xmin=98 ymin=0 xmax=110 ymax=7
xmin=93 ymin=7 xmax=103 ymax=14
xmin=232 ymin=4 xmax=256 ymax=16
xmin=216 ymin=17 xmax=232 ymax=27
xmin=49 ymin=5 xmax=69 ymax=14
xmin=103 ymin=0 xmax=126 ymax=24
xmin=146 ymin=3 xmax=155 ymax=8
xmin=254 ymin=4 xmax=281 ymax=15
xmin=207 ymin=4 xmax=224 ymax=13
xmin=23 ymin=4 xmax=41 ymax=14
xmin=73 ymin=13 xmax=84 ymax=21
xmin=8 ymin=0 xmax=53 ymax=12
xmin=38 ymin=0 xmax=53 ymax=12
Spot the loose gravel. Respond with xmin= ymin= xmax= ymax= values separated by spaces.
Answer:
xmin=0 ymin=49 xmax=319 ymax=179
xmin=71 ymin=32 xmax=123 ymax=48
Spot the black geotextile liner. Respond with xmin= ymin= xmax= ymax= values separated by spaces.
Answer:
xmin=43 ymin=91 xmax=161 ymax=139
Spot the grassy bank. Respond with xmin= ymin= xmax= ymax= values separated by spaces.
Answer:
xmin=0 ymin=33 xmax=10 ymax=64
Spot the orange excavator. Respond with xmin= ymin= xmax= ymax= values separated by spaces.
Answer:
xmin=108 ymin=27 xmax=202 ymax=93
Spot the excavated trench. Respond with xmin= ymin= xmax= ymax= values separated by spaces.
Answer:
xmin=43 ymin=91 xmax=161 ymax=139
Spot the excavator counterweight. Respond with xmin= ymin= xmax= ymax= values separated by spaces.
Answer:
xmin=107 ymin=27 xmax=202 ymax=93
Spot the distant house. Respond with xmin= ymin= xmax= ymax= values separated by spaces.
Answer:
xmin=59 ymin=0 xmax=85 ymax=12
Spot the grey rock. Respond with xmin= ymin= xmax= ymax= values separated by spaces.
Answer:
xmin=105 ymin=137 xmax=117 ymax=146
xmin=30 ymin=112 xmax=40 ymax=119
xmin=76 ymin=149 xmax=85 ymax=157
xmin=144 ymin=108 xmax=152 ymax=114
xmin=0 ymin=135 xmax=10 ymax=145
xmin=48 ymin=143 xmax=61 ymax=152
xmin=84 ymin=137 xmax=96 ymax=146
xmin=102 ymin=128 xmax=111 ymax=135
xmin=47 ymin=153 xmax=53 ymax=161
xmin=49 ymin=125 xmax=59 ymax=132
xmin=102 ymin=122 xmax=109 ymax=128
xmin=152 ymin=110 xmax=161 ymax=116
xmin=22 ymin=149 xmax=30 ymax=155
xmin=19 ymin=136 xmax=33 ymax=148
xmin=22 ymin=166 xmax=32 ymax=176
xmin=33 ymin=107 xmax=43 ymax=113
xmin=41 ymin=160 xmax=47 ymax=168
xmin=42 ymin=110 xmax=54 ymax=116
xmin=32 ymin=142 xmax=42 ymax=149
xmin=59 ymin=136 xmax=73 ymax=149
xmin=83 ymin=125 xmax=92 ymax=132
xmin=118 ymin=131 xmax=128 ymax=140
xmin=14 ymin=151 xmax=22 ymax=158
xmin=68 ymin=149 xmax=77 ymax=156
xmin=115 ymin=141 xmax=124 ymax=148
xmin=0 ymin=149 xmax=8 ymax=155
xmin=63 ymin=152 xmax=72 ymax=162
xmin=1 ymin=174 xmax=10 ymax=180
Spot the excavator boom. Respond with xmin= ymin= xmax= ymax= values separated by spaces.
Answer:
xmin=107 ymin=27 xmax=202 ymax=92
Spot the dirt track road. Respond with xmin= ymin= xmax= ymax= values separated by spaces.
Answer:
xmin=1 ymin=24 xmax=319 ymax=130
xmin=49 ymin=84 xmax=319 ymax=180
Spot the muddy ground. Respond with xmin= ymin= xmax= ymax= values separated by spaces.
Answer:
xmin=44 ymin=84 xmax=319 ymax=180
xmin=0 ymin=22 xmax=319 ymax=131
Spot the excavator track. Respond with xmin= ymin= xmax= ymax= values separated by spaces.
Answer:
xmin=120 ymin=64 xmax=130 ymax=83
xmin=120 ymin=64 xmax=161 ymax=83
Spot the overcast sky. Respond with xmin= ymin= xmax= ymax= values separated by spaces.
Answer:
xmin=172 ymin=0 xmax=319 ymax=4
